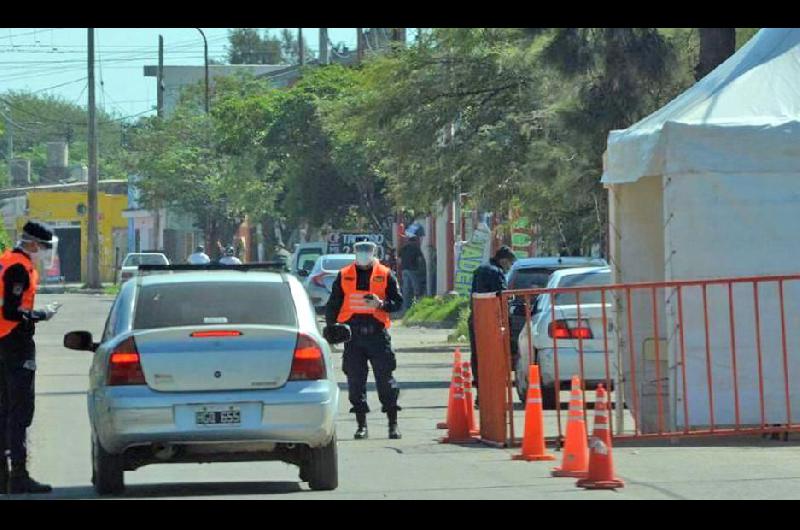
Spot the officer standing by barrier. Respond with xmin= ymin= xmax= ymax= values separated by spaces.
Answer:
xmin=0 ymin=221 xmax=60 ymax=494
xmin=468 ymin=246 xmax=517 ymax=404
xmin=324 ymin=240 xmax=404 ymax=440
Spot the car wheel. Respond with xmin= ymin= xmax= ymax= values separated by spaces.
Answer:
xmin=541 ymin=384 xmax=557 ymax=410
xmin=306 ymin=433 xmax=338 ymax=491
xmin=92 ymin=435 xmax=125 ymax=496
xmin=514 ymin=354 xmax=528 ymax=404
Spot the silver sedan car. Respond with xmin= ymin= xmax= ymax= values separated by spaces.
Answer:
xmin=64 ymin=267 xmax=339 ymax=495
xmin=300 ymin=254 xmax=355 ymax=312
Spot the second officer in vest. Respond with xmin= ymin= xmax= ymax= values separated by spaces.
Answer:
xmin=325 ymin=241 xmax=403 ymax=440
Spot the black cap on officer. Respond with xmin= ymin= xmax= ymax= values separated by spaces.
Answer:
xmin=22 ymin=221 xmax=54 ymax=248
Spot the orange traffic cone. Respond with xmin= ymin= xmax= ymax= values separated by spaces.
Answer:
xmin=512 ymin=364 xmax=556 ymax=461
xmin=439 ymin=368 xmax=476 ymax=443
xmin=552 ymin=375 xmax=589 ymax=478
xmin=437 ymin=349 xmax=463 ymax=430
xmin=462 ymin=361 xmax=479 ymax=436
xmin=576 ymin=384 xmax=624 ymax=489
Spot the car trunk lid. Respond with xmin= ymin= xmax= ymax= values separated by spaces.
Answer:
xmin=133 ymin=325 xmax=298 ymax=392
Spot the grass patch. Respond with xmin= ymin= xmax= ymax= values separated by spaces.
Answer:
xmin=103 ymin=284 xmax=121 ymax=296
xmin=447 ymin=305 xmax=471 ymax=343
xmin=402 ymin=295 xmax=468 ymax=327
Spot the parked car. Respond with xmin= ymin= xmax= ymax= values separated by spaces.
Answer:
xmin=302 ymin=254 xmax=355 ymax=312
xmin=117 ymin=253 xmax=169 ymax=284
xmin=290 ymin=242 xmax=326 ymax=278
xmin=64 ymin=267 xmax=339 ymax=495
xmin=515 ymin=266 xmax=616 ymax=408
xmin=506 ymin=257 xmax=608 ymax=362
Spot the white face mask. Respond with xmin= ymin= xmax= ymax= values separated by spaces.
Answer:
xmin=355 ymin=251 xmax=374 ymax=267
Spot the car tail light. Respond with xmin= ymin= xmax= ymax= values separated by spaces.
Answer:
xmin=548 ymin=320 xmax=593 ymax=340
xmin=310 ymin=273 xmax=327 ymax=288
xmin=191 ymin=330 xmax=242 ymax=338
xmin=548 ymin=320 xmax=572 ymax=339
xmin=107 ymin=337 xmax=146 ymax=385
xmin=289 ymin=333 xmax=326 ymax=381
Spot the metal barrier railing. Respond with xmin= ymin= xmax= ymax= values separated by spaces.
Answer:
xmin=472 ymin=273 xmax=800 ymax=446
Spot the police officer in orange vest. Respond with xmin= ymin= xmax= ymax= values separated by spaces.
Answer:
xmin=0 ymin=221 xmax=60 ymax=494
xmin=324 ymin=240 xmax=404 ymax=440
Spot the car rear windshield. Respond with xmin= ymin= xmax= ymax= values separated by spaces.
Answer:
xmin=322 ymin=257 xmax=353 ymax=271
xmin=124 ymin=254 xmax=168 ymax=267
xmin=133 ymin=281 xmax=297 ymax=329
xmin=509 ymin=268 xmax=554 ymax=290
xmin=554 ymin=272 xmax=611 ymax=306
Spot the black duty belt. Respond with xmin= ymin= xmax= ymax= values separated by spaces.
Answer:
xmin=350 ymin=324 xmax=384 ymax=336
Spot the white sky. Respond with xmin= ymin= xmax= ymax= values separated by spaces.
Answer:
xmin=0 ymin=28 xmax=368 ymax=119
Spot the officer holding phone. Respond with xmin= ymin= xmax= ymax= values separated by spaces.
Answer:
xmin=323 ymin=240 xmax=404 ymax=440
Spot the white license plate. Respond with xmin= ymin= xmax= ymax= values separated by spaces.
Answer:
xmin=194 ymin=405 xmax=241 ymax=426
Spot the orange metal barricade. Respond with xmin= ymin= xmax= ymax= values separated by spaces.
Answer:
xmin=471 ymin=272 xmax=800 ymax=445
xmin=471 ymin=293 xmax=515 ymax=446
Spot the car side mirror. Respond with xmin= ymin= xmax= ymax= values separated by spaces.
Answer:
xmin=64 ymin=331 xmax=98 ymax=352
xmin=298 ymin=269 xmax=310 ymax=278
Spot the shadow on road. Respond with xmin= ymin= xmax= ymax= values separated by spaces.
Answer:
xmin=338 ymin=381 xmax=450 ymax=391
xmin=43 ymin=481 xmax=303 ymax=499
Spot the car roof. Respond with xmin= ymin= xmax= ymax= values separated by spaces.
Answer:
xmin=125 ymin=252 xmax=166 ymax=256
xmin=320 ymin=254 xmax=355 ymax=260
xmin=510 ymin=256 xmax=608 ymax=271
xmin=137 ymin=271 xmax=285 ymax=286
xmin=550 ymin=266 xmax=611 ymax=284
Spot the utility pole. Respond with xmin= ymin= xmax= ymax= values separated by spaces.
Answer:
xmin=196 ymin=28 xmax=209 ymax=114
xmin=318 ymin=28 xmax=328 ymax=65
xmin=298 ymin=28 xmax=304 ymax=65
xmin=156 ymin=35 xmax=164 ymax=118
xmin=87 ymin=28 xmax=101 ymax=288
xmin=356 ymin=28 xmax=364 ymax=62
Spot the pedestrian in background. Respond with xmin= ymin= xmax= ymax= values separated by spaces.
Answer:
xmin=467 ymin=246 xmax=517 ymax=404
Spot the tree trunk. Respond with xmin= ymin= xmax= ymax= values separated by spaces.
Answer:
xmin=695 ymin=28 xmax=736 ymax=81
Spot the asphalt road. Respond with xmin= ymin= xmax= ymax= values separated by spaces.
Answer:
xmin=12 ymin=293 xmax=800 ymax=499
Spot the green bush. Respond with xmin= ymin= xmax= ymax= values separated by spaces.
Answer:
xmin=0 ymin=223 xmax=12 ymax=252
xmin=447 ymin=305 xmax=471 ymax=343
xmin=402 ymin=295 xmax=468 ymax=327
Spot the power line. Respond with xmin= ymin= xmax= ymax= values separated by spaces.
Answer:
xmin=0 ymin=28 xmax=61 ymax=41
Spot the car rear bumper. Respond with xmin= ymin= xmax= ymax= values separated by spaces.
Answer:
xmin=536 ymin=347 xmax=618 ymax=387
xmin=90 ymin=380 xmax=338 ymax=455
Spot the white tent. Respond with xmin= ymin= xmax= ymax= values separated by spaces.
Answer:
xmin=603 ymin=29 xmax=800 ymax=432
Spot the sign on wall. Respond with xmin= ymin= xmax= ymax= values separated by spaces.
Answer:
xmin=454 ymin=222 xmax=492 ymax=296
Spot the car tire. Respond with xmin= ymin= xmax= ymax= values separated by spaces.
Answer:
xmin=514 ymin=354 xmax=528 ymax=404
xmin=92 ymin=435 xmax=125 ymax=496
xmin=306 ymin=433 xmax=338 ymax=491
xmin=541 ymin=384 xmax=557 ymax=410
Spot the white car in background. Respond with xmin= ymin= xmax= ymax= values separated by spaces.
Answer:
xmin=64 ymin=266 xmax=339 ymax=495
xmin=516 ymin=266 xmax=617 ymax=408
xmin=117 ymin=253 xmax=169 ymax=284
xmin=301 ymin=254 xmax=355 ymax=312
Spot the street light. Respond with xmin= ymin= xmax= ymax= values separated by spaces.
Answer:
xmin=196 ymin=28 xmax=209 ymax=114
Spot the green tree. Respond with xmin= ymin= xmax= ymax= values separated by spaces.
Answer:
xmin=226 ymin=28 xmax=283 ymax=64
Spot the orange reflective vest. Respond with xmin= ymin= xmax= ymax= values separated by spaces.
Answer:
xmin=337 ymin=261 xmax=391 ymax=329
xmin=0 ymin=250 xmax=38 ymax=338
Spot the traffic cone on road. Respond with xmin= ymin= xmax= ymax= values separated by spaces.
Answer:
xmin=552 ymin=375 xmax=589 ymax=478
xmin=462 ymin=361 xmax=479 ymax=436
xmin=439 ymin=368 xmax=476 ymax=443
xmin=512 ymin=364 xmax=556 ymax=461
xmin=437 ymin=348 xmax=463 ymax=430
xmin=576 ymin=384 xmax=625 ymax=489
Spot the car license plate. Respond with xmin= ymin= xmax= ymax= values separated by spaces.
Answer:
xmin=195 ymin=405 xmax=241 ymax=426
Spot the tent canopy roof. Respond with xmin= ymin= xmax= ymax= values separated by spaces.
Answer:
xmin=603 ymin=29 xmax=800 ymax=184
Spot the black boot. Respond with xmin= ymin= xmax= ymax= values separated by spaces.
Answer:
xmin=0 ymin=458 xmax=8 ymax=495
xmin=8 ymin=463 xmax=52 ymax=494
xmin=354 ymin=413 xmax=368 ymax=440
xmin=387 ymin=410 xmax=401 ymax=440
